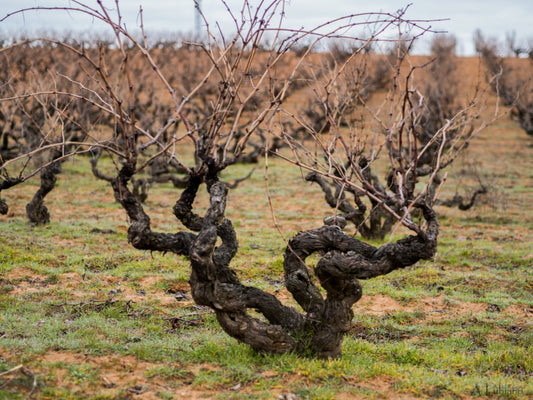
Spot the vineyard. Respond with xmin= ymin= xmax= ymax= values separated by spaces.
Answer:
xmin=1 ymin=2 xmax=532 ymax=399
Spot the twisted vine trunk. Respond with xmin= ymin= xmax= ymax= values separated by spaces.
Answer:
xmin=111 ymin=164 xmax=438 ymax=358
xmin=0 ymin=177 xmax=23 ymax=215
xmin=0 ymin=198 xmax=7 ymax=215
xmin=283 ymin=207 xmax=438 ymax=357
xmin=26 ymin=157 xmax=62 ymax=225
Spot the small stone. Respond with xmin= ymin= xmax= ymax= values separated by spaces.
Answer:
xmin=174 ymin=291 xmax=191 ymax=301
xmin=486 ymin=303 xmax=501 ymax=312
xmin=278 ymin=394 xmax=301 ymax=400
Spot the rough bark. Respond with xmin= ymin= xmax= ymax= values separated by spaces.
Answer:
xmin=180 ymin=176 xmax=304 ymax=353
xmin=111 ymin=164 xmax=196 ymax=255
xmin=26 ymin=159 xmax=62 ymax=225
xmin=0 ymin=177 xmax=23 ymax=215
xmin=0 ymin=198 xmax=7 ymax=215
xmin=282 ymin=204 xmax=438 ymax=357
xmin=113 ymin=162 xmax=439 ymax=358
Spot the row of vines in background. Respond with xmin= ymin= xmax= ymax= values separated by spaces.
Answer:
xmin=4 ymin=31 xmax=531 ymax=226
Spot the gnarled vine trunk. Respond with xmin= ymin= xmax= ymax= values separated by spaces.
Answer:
xmin=111 ymin=161 xmax=438 ymax=358
xmin=26 ymin=158 xmax=62 ymax=225
xmin=0 ymin=177 xmax=23 ymax=215
xmin=0 ymin=198 xmax=7 ymax=215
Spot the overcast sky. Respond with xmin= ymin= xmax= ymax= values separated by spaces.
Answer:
xmin=1 ymin=0 xmax=532 ymax=55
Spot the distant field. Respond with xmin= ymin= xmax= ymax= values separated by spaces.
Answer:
xmin=1 ymin=55 xmax=532 ymax=400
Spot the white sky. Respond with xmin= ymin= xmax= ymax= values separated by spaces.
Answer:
xmin=1 ymin=0 xmax=532 ymax=55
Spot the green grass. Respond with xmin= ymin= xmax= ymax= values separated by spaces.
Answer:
xmin=1 ymin=132 xmax=533 ymax=399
